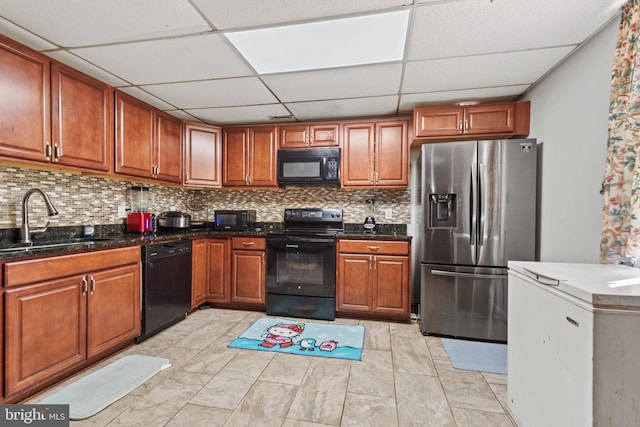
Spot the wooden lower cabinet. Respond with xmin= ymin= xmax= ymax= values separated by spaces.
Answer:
xmin=337 ymin=239 xmax=410 ymax=321
xmin=3 ymin=246 xmax=141 ymax=398
xmin=191 ymin=238 xmax=230 ymax=308
xmin=231 ymin=237 xmax=266 ymax=306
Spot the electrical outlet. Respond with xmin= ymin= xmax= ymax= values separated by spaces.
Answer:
xmin=117 ymin=205 xmax=128 ymax=218
xmin=384 ymin=208 xmax=393 ymax=220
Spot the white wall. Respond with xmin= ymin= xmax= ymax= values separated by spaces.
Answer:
xmin=522 ymin=16 xmax=619 ymax=263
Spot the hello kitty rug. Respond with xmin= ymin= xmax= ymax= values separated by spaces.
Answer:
xmin=228 ymin=317 xmax=365 ymax=361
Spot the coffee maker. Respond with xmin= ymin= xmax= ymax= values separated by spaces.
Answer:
xmin=363 ymin=198 xmax=376 ymax=233
xmin=126 ymin=186 xmax=154 ymax=233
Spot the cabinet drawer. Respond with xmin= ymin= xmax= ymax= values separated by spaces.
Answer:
xmin=232 ymin=237 xmax=265 ymax=251
xmin=4 ymin=246 xmax=141 ymax=287
xmin=338 ymin=239 xmax=409 ymax=255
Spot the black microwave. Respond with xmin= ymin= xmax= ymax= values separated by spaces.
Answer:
xmin=277 ymin=147 xmax=340 ymax=186
xmin=213 ymin=210 xmax=256 ymax=231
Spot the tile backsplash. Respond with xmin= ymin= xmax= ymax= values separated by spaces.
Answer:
xmin=0 ymin=165 xmax=410 ymax=229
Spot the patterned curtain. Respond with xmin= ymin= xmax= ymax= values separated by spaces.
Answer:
xmin=601 ymin=0 xmax=640 ymax=265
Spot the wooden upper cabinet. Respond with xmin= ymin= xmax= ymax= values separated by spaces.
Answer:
xmin=184 ymin=122 xmax=222 ymax=187
xmin=115 ymin=91 xmax=182 ymax=183
xmin=155 ymin=111 xmax=183 ymax=183
xmin=52 ymin=63 xmax=113 ymax=172
xmin=279 ymin=122 xmax=339 ymax=148
xmin=0 ymin=35 xmax=50 ymax=162
xmin=413 ymin=101 xmax=530 ymax=143
xmin=223 ymin=126 xmax=277 ymax=188
xmin=342 ymin=119 xmax=409 ymax=189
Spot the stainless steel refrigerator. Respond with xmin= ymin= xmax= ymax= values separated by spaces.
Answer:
xmin=419 ymin=139 xmax=537 ymax=342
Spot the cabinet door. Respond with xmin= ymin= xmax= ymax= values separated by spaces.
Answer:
xmin=231 ymin=250 xmax=265 ymax=304
xmin=184 ymin=123 xmax=222 ymax=187
xmin=249 ymin=126 xmax=277 ymax=187
xmin=191 ymin=239 xmax=209 ymax=308
xmin=115 ymin=91 xmax=154 ymax=178
xmin=341 ymin=122 xmax=375 ymax=187
xmin=155 ymin=111 xmax=183 ymax=183
xmin=373 ymin=255 xmax=409 ymax=315
xmin=414 ymin=107 xmax=463 ymax=138
xmin=207 ymin=238 xmax=230 ymax=302
xmin=336 ymin=253 xmax=373 ymax=312
xmin=5 ymin=277 xmax=86 ymax=396
xmin=309 ymin=123 xmax=339 ymax=147
xmin=465 ymin=103 xmax=514 ymax=135
xmin=87 ymin=263 xmax=141 ymax=358
xmin=0 ymin=35 xmax=50 ymax=162
xmin=223 ymin=127 xmax=249 ymax=186
xmin=375 ymin=120 xmax=408 ymax=187
xmin=280 ymin=125 xmax=308 ymax=148
xmin=51 ymin=62 xmax=113 ymax=172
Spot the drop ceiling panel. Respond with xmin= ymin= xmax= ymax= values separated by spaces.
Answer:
xmin=263 ymin=63 xmax=403 ymax=103
xmin=0 ymin=0 xmax=210 ymax=46
xmin=403 ymin=47 xmax=574 ymax=94
xmin=46 ymin=51 xmax=129 ymax=87
xmin=193 ymin=0 xmax=412 ymax=29
xmin=0 ymin=17 xmax=56 ymax=50
xmin=141 ymin=77 xmax=278 ymax=109
xmin=408 ymin=0 xmax=624 ymax=60
xmin=117 ymin=87 xmax=175 ymax=110
xmin=286 ymin=96 xmax=400 ymax=121
xmin=186 ymin=104 xmax=292 ymax=125
xmin=399 ymin=85 xmax=530 ymax=113
xmin=71 ymin=34 xmax=253 ymax=85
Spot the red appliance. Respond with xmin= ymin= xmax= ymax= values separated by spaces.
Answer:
xmin=127 ymin=212 xmax=153 ymax=233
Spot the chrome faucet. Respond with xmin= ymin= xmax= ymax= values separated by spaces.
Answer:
xmin=19 ymin=188 xmax=59 ymax=243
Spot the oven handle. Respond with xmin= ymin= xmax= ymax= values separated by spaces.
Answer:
xmin=267 ymin=237 xmax=336 ymax=247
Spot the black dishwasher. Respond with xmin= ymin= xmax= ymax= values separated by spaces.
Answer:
xmin=137 ymin=240 xmax=192 ymax=343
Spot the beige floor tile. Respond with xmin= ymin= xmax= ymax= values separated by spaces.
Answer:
xmin=181 ymin=342 xmax=239 ymax=375
xmin=224 ymin=381 xmax=298 ymax=426
xmin=394 ymin=372 xmax=456 ymax=427
xmin=361 ymin=320 xmax=391 ymax=351
xmin=69 ymin=395 xmax=140 ymax=427
xmin=451 ymin=407 xmax=515 ymax=426
xmin=164 ymin=403 xmax=232 ymax=427
xmin=282 ymin=419 xmax=335 ymax=427
xmin=389 ymin=320 xmax=423 ymax=338
xmin=391 ymin=335 xmax=437 ymax=376
xmin=432 ymin=357 xmax=486 ymax=383
xmin=440 ymin=378 xmax=505 ymax=413
xmin=287 ymin=359 xmax=350 ymax=425
xmin=425 ymin=336 xmax=448 ymax=359
xmin=340 ymin=393 xmax=398 ymax=427
xmin=260 ymin=353 xmax=312 ymax=386
xmin=173 ymin=320 xmax=239 ymax=350
xmin=488 ymin=382 xmax=508 ymax=409
xmin=483 ymin=371 xmax=508 ymax=385
xmin=347 ymin=349 xmax=395 ymax=398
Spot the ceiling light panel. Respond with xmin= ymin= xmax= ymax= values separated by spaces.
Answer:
xmin=225 ymin=9 xmax=410 ymax=74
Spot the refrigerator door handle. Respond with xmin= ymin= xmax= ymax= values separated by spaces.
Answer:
xmin=431 ymin=269 xmax=506 ymax=280
xmin=478 ymin=162 xmax=485 ymax=247
xmin=470 ymin=162 xmax=478 ymax=251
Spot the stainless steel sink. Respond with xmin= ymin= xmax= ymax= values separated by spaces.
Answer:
xmin=0 ymin=238 xmax=117 ymax=253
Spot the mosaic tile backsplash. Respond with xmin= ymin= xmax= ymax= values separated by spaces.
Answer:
xmin=0 ymin=165 xmax=410 ymax=229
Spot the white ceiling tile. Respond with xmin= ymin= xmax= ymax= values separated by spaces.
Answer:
xmin=0 ymin=16 xmax=56 ymax=50
xmin=162 ymin=110 xmax=202 ymax=122
xmin=45 ymin=51 xmax=129 ymax=87
xmin=287 ymin=96 xmax=400 ymax=121
xmin=399 ymin=85 xmax=530 ymax=113
xmin=0 ymin=0 xmax=210 ymax=46
xmin=142 ymin=77 xmax=278 ymax=109
xmin=263 ymin=63 xmax=402 ymax=103
xmin=70 ymin=34 xmax=252 ymax=85
xmin=408 ymin=0 xmax=624 ymax=60
xmin=225 ymin=10 xmax=409 ymax=74
xmin=186 ymin=104 xmax=292 ymax=126
xmin=193 ymin=0 xmax=412 ymax=29
xmin=403 ymin=47 xmax=575 ymax=93
xmin=117 ymin=87 xmax=175 ymax=110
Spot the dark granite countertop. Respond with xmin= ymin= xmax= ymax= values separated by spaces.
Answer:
xmin=0 ymin=223 xmax=411 ymax=261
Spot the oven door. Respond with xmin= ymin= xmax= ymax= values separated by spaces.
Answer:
xmin=266 ymin=236 xmax=336 ymax=297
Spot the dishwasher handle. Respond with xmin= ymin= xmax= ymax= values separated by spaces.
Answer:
xmin=431 ymin=270 xmax=506 ymax=280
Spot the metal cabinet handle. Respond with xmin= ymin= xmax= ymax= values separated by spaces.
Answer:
xmin=90 ymin=275 xmax=96 ymax=294
xmin=458 ymin=120 xmax=463 ymax=133
xmin=262 ymin=253 xmax=265 ymax=264
xmin=464 ymin=119 xmax=469 ymax=131
xmin=53 ymin=144 xmax=60 ymax=162
xmin=367 ymin=245 xmax=380 ymax=251
xmin=82 ymin=276 xmax=88 ymax=296
xmin=242 ymin=241 xmax=255 ymax=246
xmin=369 ymin=256 xmax=373 ymax=269
xmin=45 ymin=142 xmax=52 ymax=160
